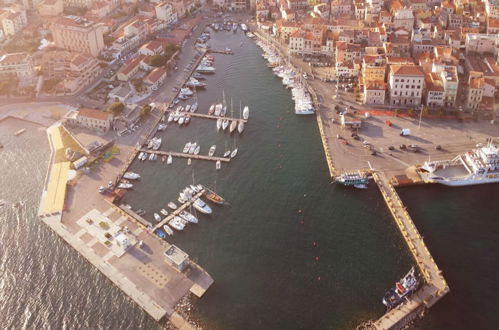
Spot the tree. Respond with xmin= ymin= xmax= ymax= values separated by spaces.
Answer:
xmin=150 ymin=54 xmax=167 ymax=67
xmin=108 ymin=101 xmax=125 ymax=116
xmin=164 ymin=43 xmax=179 ymax=60
xmin=140 ymin=104 xmax=151 ymax=118
xmin=131 ymin=78 xmax=143 ymax=92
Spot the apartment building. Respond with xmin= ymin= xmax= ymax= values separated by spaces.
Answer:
xmin=51 ymin=16 xmax=105 ymax=57
xmin=155 ymin=2 xmax=178 ymax=25
xmin=362 ymin=55 xmax=386 ymax=81
xmin=424 ymin=72 xmax=444 ymax=108
xmin=465 ymin=34 xmax=497 ymax=54
xmin=466 ymin=77 xmax=484 ymax=110
xmin=66 ymin=108 xmax=113 ymax=132
xmin=37 ymin=0 xmax=63 ymax=17
xmin=0 ymin=52 xmax=34 ymax=80
xmin=363 ymin=80 xmax=386 ymax=104
xmin=388 ymin=65 xmax=425 ymax=106
xmin=1 ymin=10 xmax=27 ymax=37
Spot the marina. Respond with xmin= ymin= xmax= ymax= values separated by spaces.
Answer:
xmin=165 ymin=109 xmax=248 ymax=123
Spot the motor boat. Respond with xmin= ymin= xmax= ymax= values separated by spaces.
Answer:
xmin=190 ymin=103 xmax=198 ymax=112
xmin=138 ymin=152 xmax=145 ymax=161
xmin=168 ymin=202 xmax=177 ymax=210
xmin=185 ymin=104 xmax=191 ymax=112
xmin=208 ymin=145 xmax=216 ymax=156
xmin=178 ymin=116 xmax=185 ymax=125
xmin=180 ymin=88 xmax=193 ymax=96
xmin=154 ymin=213 xmax=161 ymax=222
xmin=243 ymin=106 xmax=249 ymax=120
xmin=196 ymin=184 xmax=203 ymax=191
xmin=160 ymin=209 xmax=169 ymax=216
xmin=169 ymin=217 xmax=186 ymax=231
xmin=208 ymin=104 xmax=215 ymax=115
xmin=194 ymin=145 xmax=200 ymax=155
xmin=223 ymin=150 xmax=231 ymax=158
xmin=117 ymin=183 xmax=133 ymax=189
xmin=193 ymin=198 xmax=212 ymax=214
xmin=189 ymin=142 xmax=197 ymax=154
xmin=214 ymin=104 xmax=222 ymax=116
xmin=190 ymin=185 xmax=201 ymax=193
xmin=205 ymin=191 xmax=225 ymax=205
xmin=238 ymin=121 xmax=245 ymax=134
xmin=178 ymin=195 xmax=187 ymax=204
xmin=163 ymin=224 xmax=174 ymax=236
xmin=185 ymin=116 xmax=190 ymax=124
xmin=221 ymin=106 xmax=227 ymax=116
xmin=179 ymin=211 xmax=198 ymax=223
xmin=167 ymin=113 xmax=174 ymax=123
xmin=229 ymin=120 xmax=237 ymax=133
xmin=216 ymin=160 xmax=221 ymax=170
xmin=183 ymin=142 xmax=191 ymax=153
xmin=216 ymin=119 xmax=222 ymax=131
xmin=230 ymin=148 xmax=238 ymax=158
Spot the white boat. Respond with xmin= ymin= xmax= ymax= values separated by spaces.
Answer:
xmin=190 ymin=184 xmax=201 ymax=193
xmin=183 ymin=142 xmax=191 ymax=153
xmin=180 ymin=88 xmax=193 ymax=96
xmin=187 ymin=158 xmax=192 ymax=165
xmin=185 ymin=104 xmax=191 ymax=112
xmin=169 ymin=217 xmax=186 ymax=231
xmin=167 ymin=113 xmax=174 ymax=123
xmin=208 ymin=145 xmax=216 ymax=157
xmin=117 ymin=183 xmax=133 ymax=189
xmin=191 ymin=103 xmax=198 ymax=112
xmin=222 ymin=120 xmax=229 ymax=131
xmin=160 ymin=209 xmax=169 ymax=216
xmin=168 ymin=202 xmax=177 ymax=210
xmin=154 ymin=213 xmax=161 ymax=222
xmin=221 ymin=106 xmax=227 ymax=116
xmin=214 ymin=104 xmax=222 ymax=116
xmin=162 ymin=156 xmax=166 ymax=162
xmin=138 ymin=152 xmax=145 ymax=161
xmin=243 ymin=106 xmax=249 ymax=119
xmin=230 ymin=148 xmax=238 ymax=158
xmin=178 ymin=116 xmax=185 ymax=125
xmin=179 ymin=211 xmax=198 ymax=223
xmin=196 ymin=184 xmax=203 ymax=191
xmin=189 ymin=142 xmax=197 ymax=154
xmin=216 ymin=160 xmax=221 ymax=170
xmin=163 ymin=224 xmax=174 ymax=236
xmin=224 ymin=150 xmax=231 ymax=157
xmin=194 ymin=145 xmax=200 ymax=155
xmin=216 ymin=118 xmax=222 ymax=131
xmin=148 ymin=153 xmax=155 ymax=160
xmin=157 ymin=123 xmax=167 ymax=131
xmin=196 ymin=65 xmax=215 ymax=73
xmin=193 ymin=198 xmax=212 ymax=214
xmin=229 ymin=120 xmax=237 ymax=133
xmin=167 ymin=154 xmax=173 ymax=164
xmin=238 ymin=121 xmax=245 ymax=134
xmin=173 ymin=113 xmax=180 ymax=122
xmin=208 ymin=104 xmax=215 ymax=115
xmin=185 ymin=116 xmax=190 ymax=124
xmin=178 ymin=195 xmax=187 ymax=204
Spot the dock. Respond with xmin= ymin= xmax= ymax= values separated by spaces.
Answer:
xmin=166 ymin=110 xmax=248 ymax=123
xmin=367 ymin=172 xmax=449 ymax=329
xmin=152 ymin=189 xmax=205 ymax=232
xmin=138 ymin=149 xmax=231 ymax=163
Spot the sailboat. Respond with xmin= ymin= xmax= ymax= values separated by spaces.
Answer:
xmin=222 ymin=119 xmax=229 ymax=131
xmin=243 ymin=106 xmax=249 ymax=120
xmin=214 ymin=103 xmax=222 ymax=116
xmin=167 ymin=154 xmax=173 ymax=164
xmin=208 ymin=145 xmax=216 ymax=156
xmin=238 ymin=121 xmax=245 ymax=134
xmin=191 ymin=102 xmax=198 ymax=112
xmin=183 ymin=142 xmax=191 ymax=153
xmin=216 ymin=118 xmax=222 ymax=131
xmin=230 ymin=120 xmax=237 ymax=133
xmin=194 ymin=145 xmax=200 ymax=155
xmin=216 ymin=160 xmax=221 ymax=170
xmin=208 ymin=104 xmax=215 ymax=115
xmin=230 ymin=148 xmax=238 ymax=158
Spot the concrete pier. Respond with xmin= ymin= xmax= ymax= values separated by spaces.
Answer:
xmin=165 ymin=109 xmax=248 ymax=123
xmin=152 ymin=190 xmax=205 ymax=232
xmin=138 ymin=149 xmax=231 ymax=163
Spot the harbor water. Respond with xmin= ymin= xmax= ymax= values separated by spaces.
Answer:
xmin=0 ymin=29 xmax=498 ymax=329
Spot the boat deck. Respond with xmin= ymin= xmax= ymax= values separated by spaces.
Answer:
xmin=152 ymin=190 xmax=206 ymax=232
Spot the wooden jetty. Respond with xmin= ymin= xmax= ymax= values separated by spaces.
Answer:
xmin=166 ymin=110 xmax=248 ymax=123
xmin=138 ymin=149 xmax=231 ymax=163
xmin=208 ymin=49 xmax=234 ymax=55
xmin=153 ymin=190 xmax=205 ymax=232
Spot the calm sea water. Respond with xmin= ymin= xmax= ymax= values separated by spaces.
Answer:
xmin=0 ymin=30 xmax=497 ymax=330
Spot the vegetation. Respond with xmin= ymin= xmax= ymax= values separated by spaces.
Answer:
xmin=108 ymin=101 xmax=125 ymax=116
xmin=43 ymin=79 xmax=61 ymax=93
xmin=99 ymin=221 xmax=110 ymax=230
xmin=131 ymin=78 xmax=144 ymax=92
xmin=150 ymin=54 xmax=167 ymax=67
xmin=140 ymin=104 xmax=151 ymax=119
xmin=164 ymin=43 xmax=180 ymax=61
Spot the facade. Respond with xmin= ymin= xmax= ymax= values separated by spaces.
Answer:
xmin=363 ymin=80 xmax=386 ymax=104
xmin=393 ymin=8 xmax=414 ymax=31
xmin=117 ymin=57 xmax=142 ymax=81
xmin=37 ymin=0 xmax=63 ymax=16
xmin=0 ymin=52 xmax=33 ymax=80
xmin=155 ymin=2 xmax=177 ymax=25
xmin=424 ymin=72 xmax=444 ymax=108
xmin=144 ymin=67 xmax=167 ymax=90
xmin=65 ymin=108 xmax=113 ymax=132
xmin=465 ymin=34 xmax=497 ymax=54
xmin=362 ymin=55 xmax=386 ymax=81
xmin=466 ymin=77 xmax=484 ymax=110
xmin=1 ymin=10 xmax=27 ymax=37
xmin=388 ymin=65 xmax=425 ymax=106
xmin=51 ymin=16 xmax=105 ymax=57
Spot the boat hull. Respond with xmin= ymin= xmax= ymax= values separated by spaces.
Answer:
xmin=430 ymin=176 xmax=499 ymax=186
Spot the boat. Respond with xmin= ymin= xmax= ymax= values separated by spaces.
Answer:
xmin=179 ymin=211 xmax=198 ymax=223
xmin=173 ymin=113 xmax=180 ymax=122
xmin=156 ymin=230 xmax=166 ymax=239
xmin=243 ymin=106 xmax=249 ymax=119
xmin=214 ymin=103 xmax=222 ymax=116
xmin=237 ymin=121 xmax=245 ymax=134
xmin=183 ymin=142 xmax=191 ymax=153
xmin=163 ymin=225 xmax=174 ymax=236
xmin=216 ymin=160 xmax=221 ymax=170
xmin=420 ymin=143 xmax=499 ymax=186
xmin=194 ymin=145 xmax=200 ymax=155
xmin=230 ymin=148 xmax=238 ymax=158
xmin=354 ymin=184 xmax=368 ymax=189
xmin=98 ymin=186 xmax=105 ymax=193
xmin=160 ymin=209 xmax=169 ymax=216
xmin=240 ymin=23 xmax=248 ymax=32
xmin=178 ymin=195 xmax=187 ymax=204
xmin=334 ymin=171 xmax=369 ymax=186
xmin=157 ymin=123 xmax=167 ymax=131
xmin=216 ymin=118 xmax=222 ymax=131
xmin=229 ymin=120 xmax=237 ymax=133
xmin=221 ymin=105 xmax=227 ymax=116
xmin=178 ymin=116 xmax=185 ymax=125
xmin=382 ymin=267 xmax=420 ymax=309
xmin=168 ymin=202 xmax=177 ymax=210
xmin=223 ymin=150 xmax=230 ymax=158
xmin=193 ymin=198 xmax=212 ymax=214
xmin=148 ymin=153 xmax=154 ymax=161
xmin=167 ymin=113 xmax=174 ymax=123
xmin=167 ymin=154 xmax=173 ymax=164
xmin=185 ymin=104 xmax=191 ymax=112
xmin=138 ymin=152 xmax=145 ymax=161
xmin=154 ymin=213 xmax=161 ymax=222
xmin=191 ymin=103 xmax=198 ymax=112
xmin=189 ymin=142 xmax=197 ymax=154
xmin=196 ymin=184 xmax=203 ymax=191
xmin=208 ymin=104 xmax=215 ymax=115
xmin=117 ymin=183 xmax=133 ymax=189
xmin=169 ymin=217 xmax=186 ymax=231
xmin=187 ymin=158 xmax=192 ymax=165
xmin=185 ymin=116 xmax=190 ymax=124
xmin=187 ymin=77 xmax=207 ymax=88
xmin=208 ymin=145 xmax=216 ymax=157
xmin=190 ymin=184 xmax=201 ymax=193
xmin=222 ymin=119 xmax=229 ymax=131
xmin=162 ymin=155 xmax=166 ymax=162
xmin=205 ymin=191 xmax=225 ymax=205
xmin=196 ymin=65 xmax=215 ymax=73
xmin=180 ymin=87 xmax=193 ymax=96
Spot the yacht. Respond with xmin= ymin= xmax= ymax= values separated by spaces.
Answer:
xmin=243 ymin=106 xmax=249 ymax=120
xmin=117 ymin=183 xmax=133 ymax=189
xmin=230 ymin=148 xmax=238 ymax=158
xmin=229 ymin=120 xmax=237 ymax=133
xmin=180 ymin=88 xmax=193 ymax=96
xmin=179 ymin=211 xmax=198 ymax=223
xmin=193 ymin=198 xmax=212 ymax=214
xmin=335 ymin=171 xmax=369 ymax=186
xmin=169 ymin=217 xmax=186 ymax=231
xmin=420 ymin=143 xmax=499 ymax=186
xmin=163 ymin=224 xmax=174 ymax=236
xmin=183 ymin=142 xmax=191 ymax=153
xmin=382 ymin=267 xmax=420 ymax=309
xmin=167 ymin=154 xmax=173 ymax=164
xmin=168 ymin=202 xmax=177 ymax=210
xmin=189 ymin=142 xmax=197 ymax=154
xmin=154 ymin=213 xmax=161 ymax=222
xmin=208 ymin=145 xmax=216 ymax=157
xmin=237 ymin=121 xmax=245 ymax=134
xmin=222 ymin=119 xmax=229 ymax=131
xmin=196 ymin=65 xmax=215 ymax=73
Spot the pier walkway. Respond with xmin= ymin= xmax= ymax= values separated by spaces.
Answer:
xmin=165 ymin=109 xmax=248 ymax=123
xmin=138 ymin=149 xmax=231 ymax=163
xmin=152 ymin=190 xmax=205 ymax=232
xmin=371 ymin=172 xmax=449 ymax=329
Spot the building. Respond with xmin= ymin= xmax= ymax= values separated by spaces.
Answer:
xmin=144 ymin=67 xmax=167 ymax=90
xmin=362 ymin=55 xmax=386 ymax=81
xmin=0 ymin=52 xmax=33 ymax=80
xmin=393 ymin=8 xmax=414 ymax=31
xmin=466 ymin=77 xmax=484 ymax=110
xmin=164 ymin=245 xmax=189 ymax=271
xmin=424 ymin=72 xmax=444 ymax=108
xmin=388 ymin=65 xmax=425 ymax=106
xmin=37 ymin=0 xmax=63 ymax=17
xmin=155 ymin=2 xmax=177 ymax=25
xmin=1 ymin=10 xmax=27 ymax=37
xmin=66 ymin=108 xmax=113 ymax=132
xmin=363 ymin=80 xmax=386 ymax=104
xmin=465 ymin=34 xmax=497 ymax=55
xmin=117 ymin=56 xmax=142 ymax=81
xmin=138 ymin=40 xmax=165 ymax=56
xmin=51 ymin=16 xmax=105 ymax=57
xmin=62 ymin=0 xmax=90 ymax=8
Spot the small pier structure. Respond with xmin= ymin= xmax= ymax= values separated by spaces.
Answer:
xmin=166 ymin=110 xmax=248 ymax=123
xmin=138 ymin=149 xmax=231 ymax=163
xmin=152 ymin=189 xmax=205 ymax=232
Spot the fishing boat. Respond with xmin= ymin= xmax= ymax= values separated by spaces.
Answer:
xmin=189 ymin=142 xmax=197 ymax=154
xmin=230 ymin=148 xmax=238 ymax=158
xmin=243 ymin=106 xmax=249 ymax=119
xmin=208 ymin=145 xmax=216 ymax=156
xmin=117 ymin=183 xmax=133 ymax=189
xmin=222 ymin=119 xmax=229 ymax=131
xmin=183 ymin=142 xmax=191 ymax=153
xmin=160 ymin=209 xmax=169 ymax=216
xmin=205 ymin=191 xmax=225 ymax=205
xmin=193 ymin=198 xmax=212 ymax=214
xmin=167 ymin=154 xmax=173 ymax=164
xmin=216 ymin=118 xmax=222 ymax=131
xmin=382 ymin=267 xmax=420 ymax=309
xmin=154 ymin=213 xmax=161 ymax=222
xmin=229 ymin=120 xmax=237 ymax=133
xmin=208 ymin=104 xmax=215 ymax=115
xmin=163 ymin=224 xmax=174 ymax=236
xmin=168 ymin=202 xmax=177 ymax=210
xmin=194 ymin=145 xmax=200 ymax=155
xmin=169 ymin=217 xmax=186 ymax=231
xmin=179 ymin=211 xmax=198 ymax=223
xmin=238 ymin=121 xmax=245 ymax=134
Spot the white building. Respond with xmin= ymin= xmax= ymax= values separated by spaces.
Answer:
xmin=389 ymin=65 xmax=425 ymax=106
xmin=155 ymin=2 xmax=177 ymax=25
xmin=0 ymin=52 xmax=34 ymax=80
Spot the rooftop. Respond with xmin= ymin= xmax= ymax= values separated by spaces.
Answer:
xmin=77 ymin=108 xmax=112 ymax=121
